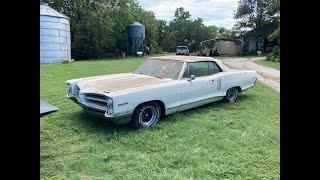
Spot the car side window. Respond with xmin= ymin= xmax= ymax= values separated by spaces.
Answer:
xmin=189 ymin=62 xmax=209 ymax=77
xmin=208 ymin=62 xmax=222 ymax=75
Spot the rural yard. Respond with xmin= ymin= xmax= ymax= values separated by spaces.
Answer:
xmin=221 ymin=57 xmax=280 ymax=92
xmin=39 ymin=0 xmax=280 ymax=178
xmin=40 ymin=57 xmax=279 ymax=179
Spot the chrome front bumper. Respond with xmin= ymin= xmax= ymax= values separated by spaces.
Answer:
xmin=67 ymin=95 xmax=132 ymax=125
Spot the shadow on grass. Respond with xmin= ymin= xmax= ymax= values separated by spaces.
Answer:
xmin=69 ymin=93 xmax=253 ymax=134
xmin=169 ymin=93 xmax=251 ymax=113
xmin=69 ymin=111 xmax=135 ymax=135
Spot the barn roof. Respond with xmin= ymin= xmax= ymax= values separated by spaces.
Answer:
xmin=40 ymin=3 xmax=70 ymax=19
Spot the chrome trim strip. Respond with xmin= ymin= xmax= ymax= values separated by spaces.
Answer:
xmin=78 ymin=101 xmax=106 ymax=112
xmin=166 ymin=96 xmax=224 ymax=115
xmin=83 ymin=109 xmax=132 ymax=125
xmin=110 ymin=110 xmax=134 ymax=117
xmin=85 ymin=96 xmax=107 ymax=103
xmin=118 ymin=102 xmax=128 ymax=106
xmin=178 ymin=62 xmax=187 ymax=80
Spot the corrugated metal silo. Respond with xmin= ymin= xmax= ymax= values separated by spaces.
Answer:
xmin=128 ymin=22 xmax=146 ymax=55
xmin=40 ymin=3 xmax=71 ymax=63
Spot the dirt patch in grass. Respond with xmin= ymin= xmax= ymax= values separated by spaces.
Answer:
xmin=221 ymin=57 xmax=280 ymax=92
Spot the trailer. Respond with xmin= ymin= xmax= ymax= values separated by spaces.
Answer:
xmin=198 ymin=38 xmax=241 ymax=56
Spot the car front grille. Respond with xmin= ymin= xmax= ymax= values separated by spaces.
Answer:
xmin=79 ymin=93 xmax=108 ymax=111
xmin=75 ymin=85 xmax=80 ymax=94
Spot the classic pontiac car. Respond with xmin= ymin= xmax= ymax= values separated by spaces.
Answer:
xmin=66 ymin=56 xmax=257 ymax=128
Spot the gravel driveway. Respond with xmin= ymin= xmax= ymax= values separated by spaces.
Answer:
xmin=221 ymin=57 xmax=280 ymax=92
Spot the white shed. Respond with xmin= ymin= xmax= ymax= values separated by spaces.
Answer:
xmin=40 ymin=3 xmax=71 ymax=64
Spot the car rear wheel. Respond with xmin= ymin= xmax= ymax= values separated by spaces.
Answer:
xmin=131 ymin=102 xmax=161 ymax=128
xmin=225 ymin=88 xmax=239 ymax=103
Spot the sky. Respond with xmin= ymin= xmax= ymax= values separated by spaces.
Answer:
xmin=137 ymin=0 xmax=239 ymax=29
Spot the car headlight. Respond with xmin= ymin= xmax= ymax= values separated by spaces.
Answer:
xmin=105 ymin=98 xmax=113 ymax=116
xmin=67 ymin=83 xmax=72 ymax=95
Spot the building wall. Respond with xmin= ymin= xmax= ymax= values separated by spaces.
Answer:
xmin=248 ymin=38 xmax=257 ymax=52
xmin=235 ymin=44 xmax=242 ymax=54
xmin=40 ymin=15 xmax=71 ymax=64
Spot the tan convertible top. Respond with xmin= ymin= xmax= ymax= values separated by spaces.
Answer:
xmin=150 ymin=55 xmax=232 ymax=72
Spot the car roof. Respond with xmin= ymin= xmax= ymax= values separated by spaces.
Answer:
xmin=149 ymin=55 xmax=231 ymax=71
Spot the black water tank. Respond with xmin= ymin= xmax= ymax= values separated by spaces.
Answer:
xmin=128 ymin=22 xmax=146 ymax=55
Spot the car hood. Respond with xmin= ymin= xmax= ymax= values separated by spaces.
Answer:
xmin=76 ymin=73 xmax=170 ymax=95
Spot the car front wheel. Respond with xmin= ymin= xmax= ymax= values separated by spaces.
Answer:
xmin=131 ymin=102 xmax=161 ymax=128
xmin=225 ymin=88 xmax=239 ymax=103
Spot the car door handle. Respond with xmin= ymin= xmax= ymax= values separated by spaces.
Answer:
xmin=210 ymin=79 xmax=215 ymax=82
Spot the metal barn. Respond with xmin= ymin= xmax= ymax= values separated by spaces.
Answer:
xmin=40 ymin=3 xmax=71 ymax=63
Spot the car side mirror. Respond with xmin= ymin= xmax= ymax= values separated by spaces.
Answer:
xmin=188 ymin=75 xmax=196 ymax=81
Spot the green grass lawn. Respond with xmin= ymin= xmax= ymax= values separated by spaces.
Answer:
xmin=255 ymin=58 xmax=280 ymax=70
xmin=41 ymin=57 xmax=280 ymax=179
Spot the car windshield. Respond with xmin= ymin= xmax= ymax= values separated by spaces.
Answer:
xmin=178 ymin=46 xmax=187 ymax=50
xmin=133 ymin=59 xmax=184 ymax=80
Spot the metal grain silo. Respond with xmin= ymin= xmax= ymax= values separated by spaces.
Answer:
xmin=40 ymin=3 xmax=71 ymax=63
xmin=128 ymin=22 xmax=146 ymax=55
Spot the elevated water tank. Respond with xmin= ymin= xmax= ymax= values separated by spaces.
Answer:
xmin=128 ymin=22 xmax=146 ymax=55
xmin=40 ymin=3 xmax=71 ymax=63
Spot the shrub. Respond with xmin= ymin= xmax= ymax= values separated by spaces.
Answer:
xmin=266 ymin=46 xmax=280 ymax=62
xmin=239 ymin=50 xmax=256 ymax=56
xmin=273 ymin=45 xmax=280 ymax=60
xmin=61 ymin=59 xmax=74 ymax=64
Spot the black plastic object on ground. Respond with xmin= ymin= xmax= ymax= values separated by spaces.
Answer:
xmin=40 ymin=100 xmax=58 ymax=117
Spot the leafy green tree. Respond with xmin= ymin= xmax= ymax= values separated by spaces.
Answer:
xmin=216 ymin=27 xmax=236 ymax=39
xmin=268 ymin=27 xmax=279 ymax=42
xmin=207 ymin=25 xmax=218 ymax=39
xmin=267 ymin=0 xmax=280 ymax=43
xmin=42 ymin=1 xmax=237 ymax=58
xmin=174 ymin=7 xmax=191 ymax=20
xmin=234 ymin=0 xmax=280 ymax=51
xmin=156 ymin=20 xmax=167 ymax=50
xmin=162 ymin=7 xmax=213 ymax=52
xmin=43 ymin=0 xmax=162 ymax=59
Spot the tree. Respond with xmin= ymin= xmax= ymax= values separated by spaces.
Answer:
xmin=207 ymin=25 xmax=218 ymax=39
xmin=234 ymin=0 xmax=280 ymax=49
xmin=43 ymin=0 xmax=162 ymax=59
xmin=216 ymin=27 xmax=236 ymax=39
xmin=42 ymin=2 xmax=235 ymax=58
xmin=161 ymin=7 xmax=213 ymax=52
xmin=156 ymin=20 xmax=168 ymax=51
xmin=174 ymin=7 xmax=191 ymax=20
xmin=267 ymin=0 xmax=280 ymax=43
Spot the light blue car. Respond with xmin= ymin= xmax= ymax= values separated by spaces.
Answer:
xmin=176 ymin=46 xmax=189 ymax=56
